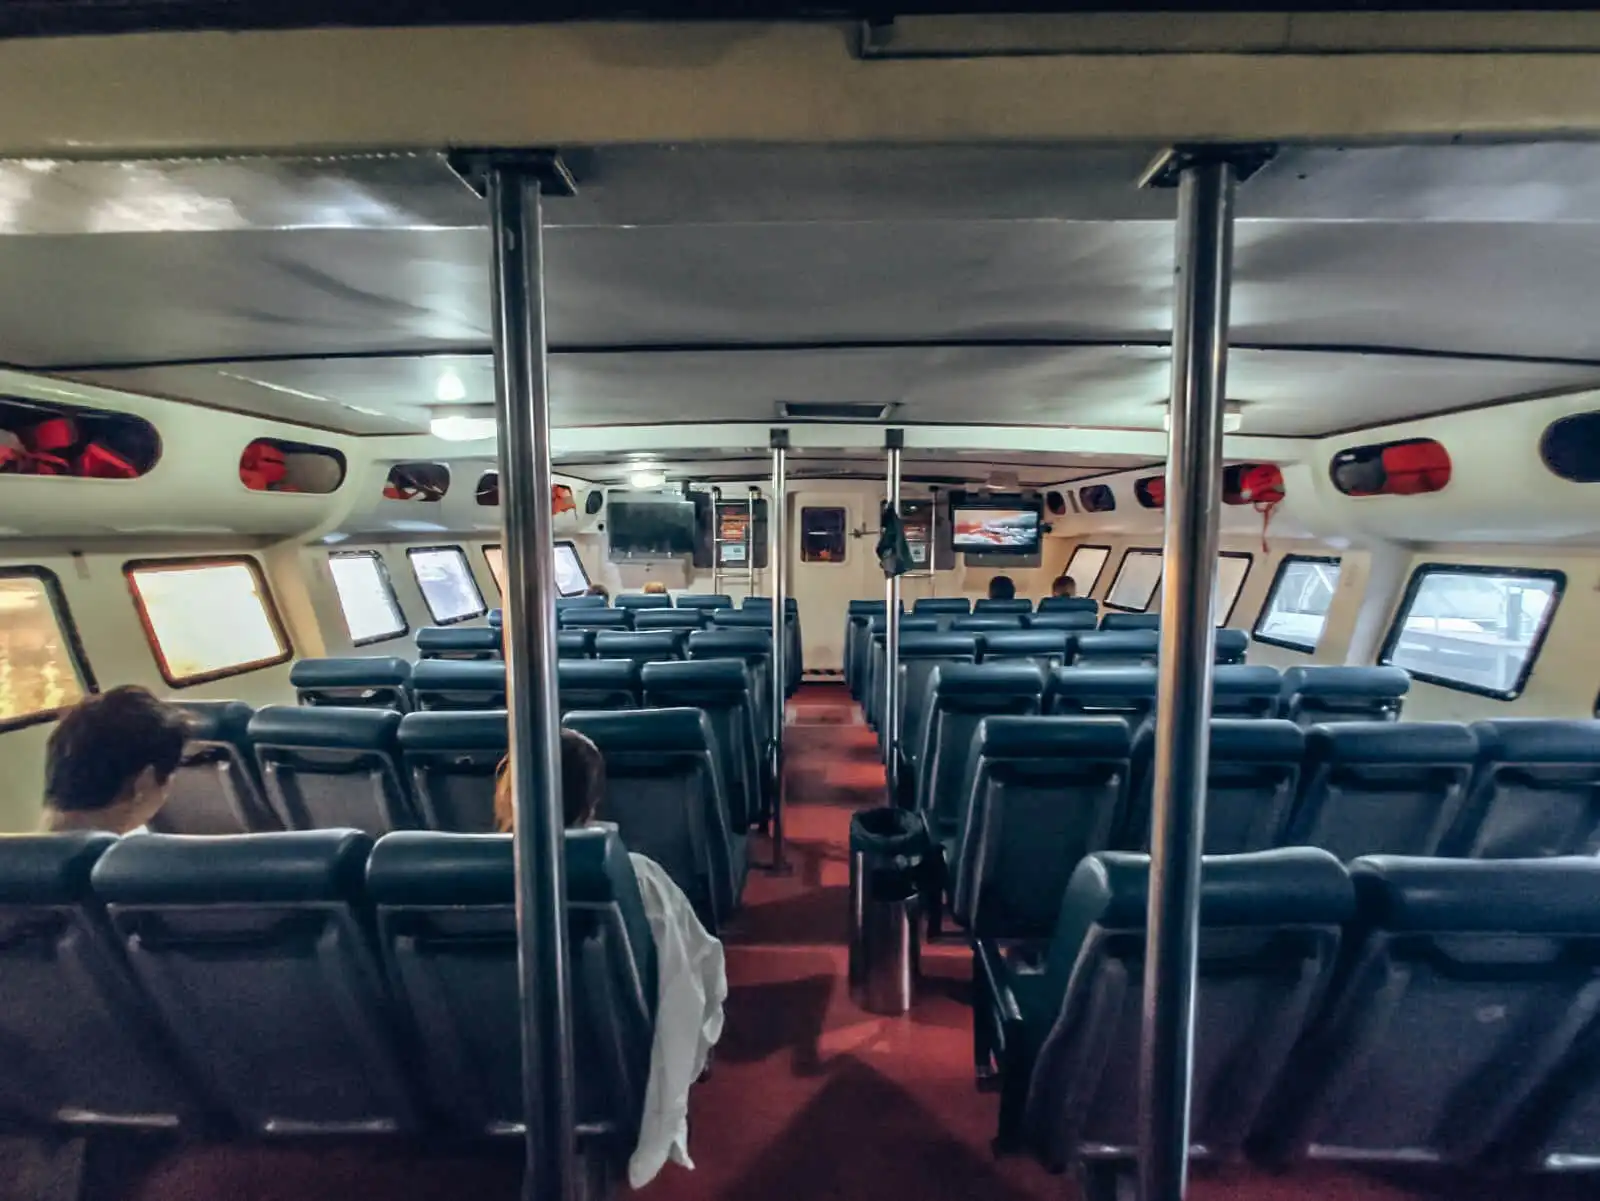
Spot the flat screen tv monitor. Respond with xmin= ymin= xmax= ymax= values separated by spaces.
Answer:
xmin=951 ymin=503 xmax=1042 ymax=555
xmin=607 ymin=499 xmax=699 ymax=558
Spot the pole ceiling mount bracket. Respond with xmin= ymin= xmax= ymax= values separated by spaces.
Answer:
xmin=885 ymin=428 xmax=905 ymax=450
xmin=446 ymin=149 xmax=577 ymax=199
xmin=770 ymin=428 xmax=791 ymax=450
xmin=1138 ymin=144 xmax=1278 ymax=190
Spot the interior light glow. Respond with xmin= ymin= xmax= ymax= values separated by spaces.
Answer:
xmin=430 ymin=415 xmax=496 ymax=441
xmin=1162 ymin=404 xmax=1243 ymax=434
xmin=435 ymin=371 xmax=467 ymax=403
xmin=630 ymin=470 xmax=668 ymax=489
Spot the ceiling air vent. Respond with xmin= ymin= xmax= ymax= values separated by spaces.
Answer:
xmin=775 ymin=401 xmax=895 ymax=422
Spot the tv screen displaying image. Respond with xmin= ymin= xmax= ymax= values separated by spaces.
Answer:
xmin=607 ymin=499 xmax=699 ymax=558
xmin=951 ymin=505 xmax=1041 ymax=554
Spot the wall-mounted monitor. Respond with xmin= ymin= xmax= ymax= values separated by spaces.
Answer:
xmin=606 ymin=495 xmax=699 ymax=559
xmin=949 ymin=499 xmax=1043 ymax=556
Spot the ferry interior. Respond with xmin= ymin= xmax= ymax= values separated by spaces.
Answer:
xmin=3 ymin=136 xmax=1600 ymax=1201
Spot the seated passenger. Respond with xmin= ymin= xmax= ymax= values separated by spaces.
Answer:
xmin=1051 ymin=574 xmax=1078 ymax=598
xmin=642 ymin=580 xmax=669 ymax=596
xmin=988 ymin=574 xmax=1017 ymax=601
xmin=41 ymin=685 xmax=189 ymax=835
xmin=495 ymin=730 xmax=726 ymax=1187
xmin=585 ymin=583 xmax=611 ymax=602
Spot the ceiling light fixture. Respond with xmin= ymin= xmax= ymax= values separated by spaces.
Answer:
xmin=1162 ymin=402 xmax=1244 ymax=434
xmin=434 ymin=371 xmax=467 ymax=403
xmin=430 ymin=414 xmax=496 ymax=441
xmin=630 ymin=470 xmax=667 ymax=489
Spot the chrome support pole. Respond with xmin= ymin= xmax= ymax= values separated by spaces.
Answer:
xmin=768 ymin=429 xmax=790 ymax=873
xmin=883 ymin=428 xmax=904 ymax=804
xmin=747 ymin=486 xmax=758 ymax=595
xmin=487 ymin=167 xmax=578 ymax=1201
xmin=1138 ymin=157 xmax=1236 ymax=1201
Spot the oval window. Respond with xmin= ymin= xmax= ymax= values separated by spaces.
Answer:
xmin=1540 ymin=412 xmax=1600 ymax=483
xmin=1330 ymin=437 xmax=1451 ymax=498
xmin=1134 ymin=475 xmax=1166 ymax=510
xmin=1078 ymin=484 xmax=1116 ymax=513
xmin=476 ymin=471 xmax=499 ymax=507
xmin=239 ymin=438 xmax=347 ymax=494
xmin=383 ymin=462 xmax=450 ymax=501
xmin=0 ymin=396 xmax=161 ymax=479
xmin=1223 ymin=463 xmax=1285 ymax=506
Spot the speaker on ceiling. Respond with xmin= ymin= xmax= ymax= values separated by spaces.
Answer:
xmin=584 ymin=490 xmax=604 ymax=516
xmin=1045 ymin=490 xmax=1067 ymax=516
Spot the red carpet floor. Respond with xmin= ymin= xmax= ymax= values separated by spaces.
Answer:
xmin=124 ymin=686 xmax=1579 ymax=1200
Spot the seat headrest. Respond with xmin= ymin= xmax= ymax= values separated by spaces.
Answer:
xmin=1100 ymin=612 xmax=1160 ymax=631
xmin=675 ymin=594 xmax=732 ymax=611
xmin=1037 ymin=596 xmax=1098 ymax=614
xmin=415 ymin=627 xmax=500 ymax=653
xmin=594 ymin=630 xmax=682 ymax=655
xmin=1215 ymin=629 xmax=1249 ymax=661
xmin=411 ymin=659 xmax=507 ymax=691
xmin=367 ymin=827 xmax=630 ymax=907
xmin=1307 ymin=721 xmax=1478 ymax=766
xmin=556 ymin=594 xmax=608 ymax=611
xmin=979 ymin=631 xmax=1069 ymax=659
xmin=1026 ymin=612 xmax=1098 ymax=632
xmin=248 ymin=704 xmax=403 ymax=750
xmin=868 ymin=616 xmax=940 ymax=635
xmin=1050 ymin=666 xmax=1159 ymax=702
xmin=486 ymin=608 xmax=502 ymax=629
xmin=397 ymin=710 xmax=508 ymax=751
xmin=1350 ymin=855 xmax=1600 ymax=934
xmin=1134 ymin=717 xmax=1304 ymax=761
xmin=951 ymin=616 xmax=1024 ymax=632
xmin=1069 ymin=848 xmax=1353 ymax=931
xmin=912 ymin=597 xmax=972 ymax=615
xmin=557 ymin=659 xmax=642 ymax=689
xmin=1471 ymin=719 xmax=1600 ymax=765
xmin=848 ymin=599 xmax=889 ymax=615
xmin=687 ymin=629 xmax=771 ymax=657
xmin=973 ymin=598 xmax=1033 ymax=615
xmin=1212 ymin=664 xmax=1283 ymax=697
xmin=173 ymin=699 xmax=255 ymax=743
xmin=0 ymin=832 xmax=118 ymax=904
xmin=898 ymin=633 xmax=979 ymax=659
xmin=1281 ymin=665 xmax=1411 ymax=699
xmin=615 ymin=594 xmax=673 ymax=610
xmin=558 ymin=609 xmax=630 ymax=629
xmin=92 ymin=830 xmax=374 ymax=905
xmin=978 ymin=715 xmax=1131 ymax=760
xmin=556 ymin=630 xmax=595 ymax=655
xmin=931 ymin=663 xmax=1046 ymax=702
xmin=740 ymin=596 xmax=797 ymax=612
xmin=710 ymin=609 xmax=782 ymax=629
xmin=1074 ymin=631 xmax=1160 ymax=658
xmin=633 ymin=610 xmax=704 ymax=631
xmin=564 ymin=706 xmax=713 ymax=754
xmin=641 ymin=658 xmax=748 ymax=696
xmin=290 ymin=657 xmax=411 ymax=689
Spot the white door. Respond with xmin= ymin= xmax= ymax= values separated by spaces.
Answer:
xmin=788 ymin=488 xmax=875 ymax=675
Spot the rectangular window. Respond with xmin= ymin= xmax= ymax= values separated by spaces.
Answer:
xmin=0 ymin=568 xmax=93 ymax=730
xmin=328 ymin=551 xmax=407 ymax=646
xmin=1213 ymin=552 xmax=1254 ymax=625
xmin=484 ymin=542 xmax=590 ymax=598
xmin=125 ymin=557 xmax=291 ymax=687
xmin=1105 ymin=549 xmax=1162 ymax=611
xmin=1062 ymin=544 xmax=1111 ymax=597
xmin=408 ymin=546 xmax=487 ymax=625
xmin=1254 ymin=556 xmax=1344 ymax=652
xmin=1380 ymin=565 xmax=1564 ymax=700
xmin=801 ymin=507 xmax=848 ymax=564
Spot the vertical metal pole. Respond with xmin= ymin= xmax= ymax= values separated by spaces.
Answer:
xmin=1138 ymin=158 xmax=1235 ymax=1201
xmin=883 ymin=429 xmax=904 ymax=804
xmin=747 ymin=486 xmax=757 ymax=596
xmin=487 ymin=168 xmax=577 ymax=1201
xmin=769 ymin=429 xmax=790 ymax=872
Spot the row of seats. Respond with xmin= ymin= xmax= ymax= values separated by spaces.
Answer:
xmin=977 ymin=849 xmax=1600 ymax=1176
xmin=0 ymin=828 xmax=656 ymax=1183
xmin=940 ymin=714 xmax=1600 ymax=946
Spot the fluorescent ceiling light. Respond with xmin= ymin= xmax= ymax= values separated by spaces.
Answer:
xmin=1162 ymin=403 xmax=1243 ymax=434
xmin=431 ymin=414 xmax=496 ymax=441
xmin=435 ymin=371 xmax=467 ymax=403
xmin=630 ymin=470 xmax=667 ymax=488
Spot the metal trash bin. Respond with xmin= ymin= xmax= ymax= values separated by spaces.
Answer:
xmin=848 ymin=807 xmax=928 ymax=1015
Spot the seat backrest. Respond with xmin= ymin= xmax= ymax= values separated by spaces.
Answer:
xmin=919 ymin=664 xmax=1045 ymax=832
xmin=633 ymin=609 xmax=705 ymax=633
xmin=1073 ymin=630 xmax=1160 ymax=666
xmin=366 ymin=829 xmax=657 ymax=1160
xmin=1287 ymin=721 xmax=1479 ymax=859
xmin=559 ymin=608 xmax=632 ymax=630
xmin=91 ymin=830 xmax=419 ymax=1136
xmin=1099 ymin=612 xmax=1160 ymax=631
xmin=557 ymin=629 xmax=595 ymax=659
xmin=563 ymin=707 xmax=734 ymax=931
xmin=410 ymin=659 xmax=508 ymax=712
xmin=155 ymin=700 xmax=279 ymax=834
xmin=845 ymin=600 xmax=889 ymax=694
xmin=486 ymin=608 xmax=502 ymax=629
xmin=290 ymin=656 xmax=411 ymax=710
xmin=1452 ymin=719 xmax=1600 ymax=858
xmin=980 ymin=630 xmax=1071 ymax=671
xmin=415 ymin=626 xmax=501 ymax=661
xmin=1279 ymin=665 xmax=1410 ymax=726
xmin=593 ymin=630 xmax=684 ymax=670
xmin=615 ymin=593 xmax=673 ymax=610
xmin=953 ymin=716 xmax=1132 ymax=939
xmin=1215 ymin=628 xmax=1250 ymax=665
xmin=0 ymin=834 xmax=204 ymax=1129
xmin=710 ymin=608 xmax=775 ymax=629
xmin=557 ymin=659 xmax=642 ymax=713
xmin=1254 ymin=855 xmax=1600 ymax=1168
xmin=1124 ymin=719 xmax=1305 ymax=853
xmin=1027 ymin=611 xmax=1098 ymax=633
xmin=1037 ymin=596 xmax=1098 ymax=614
xmin=556 ymin=594 xmax=608 ymax=611
xmin=862 ymin=617 xmax=939 ymax=727
xmin=642 ymin=659 xmax=760 ymax=831
xmin=249 ymin=706 xmax=416 ymax=834
xmin=1024 ymin=849 xmax=1352 ymax=1169
xmin=913 ymin=597 xmax=971 ymax=617
xmin=675 ymin=593 xmax=733 ymax=612
xmin=397 ymin=710 xmax=508 ymax=832
xmin=974 ymin=598 xmax=1034 ymax=615
xmin=952 ymin=615 xmax=1025 ymax=633
xmin=740 ymin=596 xmax=797 ymax=612
xmin=1049 ymin=666 xmax=1158 ymax=720
xmin=1210 ymin=663 xmax=1284 ymax=718
xmin=897 ymin=633 xmax=980 ymax=772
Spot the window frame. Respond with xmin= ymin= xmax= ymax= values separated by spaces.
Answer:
xmin=1378 ymin=562 xmax=1566 ymax=701
xmin=552 ymin=539 xmax=592 ymax=597
xmin=799 ymin=505 xmax=850 ymax=565
xmin=1061 ymin=543 xmax=1112 ymax=597
xmin=483 ymin=542 xmax=591 ymax=598
xmin=123 ymin=555 xmax=293 ymax=688
xmin=1214 ymin=550 xmax=1254 ymax=626
xmin=483 ymin=543 xmax=504 ymax=595
xmin=1251 ymin=554 xmax=1344 ymax=654
xmin=327 ymin=549 xmax=409 ymax=647
xmin=1104 ymin=547 xmax=1163 ymax=611
xmin=0 ymin=565 xmax=98 ymax=732
xmin=406 ymin=544 xmax=488 ymax=625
